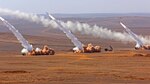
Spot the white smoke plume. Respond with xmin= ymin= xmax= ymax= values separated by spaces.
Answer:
xmin=47 ymin=13 xmax=83 ymax=50
xmin=60 ymin=21 xmax=132 ymax=42
xmin=0 ymin=8 xmax=150 ymax=45
xmin=0 ymin=8 xmax=57 ymax=28
xmin=60 ymin=21 xmax=150 ymax=44
xmin=139 ymin=35 xmax=150 ymax=44
xmin=0 ymin=17 xmax=33 ymax=51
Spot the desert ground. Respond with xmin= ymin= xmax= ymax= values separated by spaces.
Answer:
xmin=0 ymin=16 xmax=150 ymax=84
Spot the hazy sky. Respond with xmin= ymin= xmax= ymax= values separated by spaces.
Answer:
xmin=0 ymin=0 xmax=149 ymax=13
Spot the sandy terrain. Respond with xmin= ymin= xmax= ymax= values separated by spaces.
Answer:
xmin=0 ymin=16 xmax=150 ymax=84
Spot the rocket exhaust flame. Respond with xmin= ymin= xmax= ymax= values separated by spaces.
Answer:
xmin=46 ymin=13 xmax=83 ymax=50
xmin=0 ymin=17 xmax=33 ymax=51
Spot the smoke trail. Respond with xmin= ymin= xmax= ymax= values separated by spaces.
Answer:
xmin=0 ymin=8 xmax=150 ymax=45
xmin=120 ymin=22 xmax=144 ymax=48
xmin=0 ymin=17 xmax=33 ymax=51
xmin=0 ymin=8 xmax=57 ymax=28
xmin=140 ymin=36 xmax=150 ymax=44
xmin=60 ymin=21 xmax=132 ymax=42
xmin=60 ymin=21 xmax=150 ymax=44
xmin=47 ymin=13 xmax=83 ymax=50
xmin=0 ymin=8 xmax=131 ymax=43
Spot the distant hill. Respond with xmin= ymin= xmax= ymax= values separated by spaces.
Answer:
xmin=52 ymin=13 xmax=150 ymax=18
xmin=35 ymin=13 xmax=150 ymax=18
xmin=1 ymin=13 xmax=150 ymax=19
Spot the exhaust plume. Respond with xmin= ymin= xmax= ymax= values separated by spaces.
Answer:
xmin=46 ymin=13 xmax=83 ymax=50
xmin=0 ymin=8 xmax=150 ymax=45
xmin=0 ymin=17 xmax=33 ymax=51
xmin=0 ymin=8 xmax=57 ymax=28
xmin=60 ymin=21 xmax=150 ymax=44
xmin=60 ymin=21 xmax=132 ymax=42
xmin=120 ymin=22 xmax=144 ymax=47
